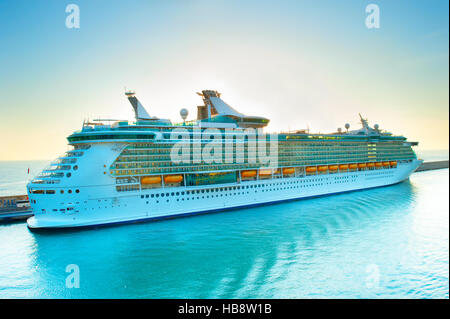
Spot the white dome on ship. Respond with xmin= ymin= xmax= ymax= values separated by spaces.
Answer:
xmin=180 ymin=108 xmax=189 ymax=120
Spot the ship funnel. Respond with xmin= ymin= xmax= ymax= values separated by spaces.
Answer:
xmin=125 ymin=90 xmax=152 ymax=120
xmin=196 ymin=90 xmax=269 ymax=128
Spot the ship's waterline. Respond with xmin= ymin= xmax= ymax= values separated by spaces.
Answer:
xmin=26 ymin=90 xmax=421 ymax=229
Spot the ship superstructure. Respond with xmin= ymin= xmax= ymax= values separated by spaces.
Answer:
xmin=26 ymin=90 xmax=422 ymax=229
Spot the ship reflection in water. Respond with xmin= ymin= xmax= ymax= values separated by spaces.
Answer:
xmin=0 ymin=169 xmax=448 ymax=298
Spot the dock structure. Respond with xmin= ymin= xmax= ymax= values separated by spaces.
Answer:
xmin=0 ymin=160 xmax=448 ymax=223
xmin=415 ymin=160 xmax=449 ymax=172
xmin=0 ymin=195 xmax=32 ymax=222
xmin=0 ymin=210 xmax=33 ymax=221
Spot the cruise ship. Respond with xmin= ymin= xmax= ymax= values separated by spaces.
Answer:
xmin=27 ymin=90 xmax=422 ymax=229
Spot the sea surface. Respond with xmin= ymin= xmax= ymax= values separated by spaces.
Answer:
xmin=0 ymin=155 xmax=448 ymax=298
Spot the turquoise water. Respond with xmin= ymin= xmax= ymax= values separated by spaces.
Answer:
xmin=0 ymin=167 xmax=448 ymax=298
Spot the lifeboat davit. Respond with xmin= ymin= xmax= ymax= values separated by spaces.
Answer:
xmin=241 ymin=170 xmax=257 ymax=178
xmin=164 ymin=175 xmax=183 ymax=183
xmin=339 ymin=164 xmax=349 ymax=170
xmin=141 ymin=176 xmax=162 ymax=184
xmin=282 ymin=167 xmax=295 ymax=175
xmin=305 ymin=166 xmax=317 ymax=173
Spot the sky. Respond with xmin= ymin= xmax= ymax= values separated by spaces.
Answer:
xmin=0 ymin=0 xmax=448 ymax=160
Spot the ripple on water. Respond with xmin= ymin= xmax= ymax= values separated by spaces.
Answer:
xmin=0 ymin=170 xmax=448 ymax=298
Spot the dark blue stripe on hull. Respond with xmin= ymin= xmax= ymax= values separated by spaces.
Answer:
xmin=28 ymin=180 xmax=406 ymax=232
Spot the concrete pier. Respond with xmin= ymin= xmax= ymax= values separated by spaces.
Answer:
xmin=0 ymin=195 xmax=32 ymax=222
xmin=415 ymin=160 xmax=449 ymax=172
xmin=0 ymin=210 xmax=33 ymax=221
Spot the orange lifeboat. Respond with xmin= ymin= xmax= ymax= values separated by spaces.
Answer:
xmin=367 ymin=162 xmax=375 ymax=168
xmin=241 ymin=170 xmax=257 ymax=178
xmin=329 ymin=165 xmax=338 ymax=171
xmin=259 ymin=169 xmax=272 ymax=176
xmin=390 ymin=161 xmax=397 ymax=166
xmin=339 ymin=164 xmax=349 ymax=170
xmin=164 ymin=175 xmax=183 ymax=184
xmin=282 ymin=167 xmax=295 ymax=175
xmin=358 ymin=163 xmax=367 ymax=169
xmin=141 ymin=176 xmax=162 ymax=184
xmin=305 ymin=166 xmax=317 ymax=173
xmin=383 ymin=161 xmax=390 ymax=167
xmin=375 ymin=162 xmax=383 ymax=168
xmin=318 ymin=165 xmax=328 ymax=172
xmin=349 ymin=164 xmax=358 ymax=170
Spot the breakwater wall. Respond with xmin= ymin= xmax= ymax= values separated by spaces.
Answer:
xmin=415 ymin=160 xmax=449 ymax=172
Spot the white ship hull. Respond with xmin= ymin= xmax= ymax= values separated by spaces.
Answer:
xmin=27 ymin=159 xmax=422 ymax=230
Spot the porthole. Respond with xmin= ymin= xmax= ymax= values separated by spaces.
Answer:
xmin=66 ymin=172 xmax=71 ymax=178
xmin=75 ymin=189 xmax=80 ymax=194
xmin=73 ymin=165 xmax=78 ymax=171
xmin=60 ymin=190 xmax=64 ymax=194
xmin=68 ymin=190 xmax=72 ymax=194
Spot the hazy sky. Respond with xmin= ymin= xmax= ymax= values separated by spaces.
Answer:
xmin=0 ymin=0 xmax=448 ymax=160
